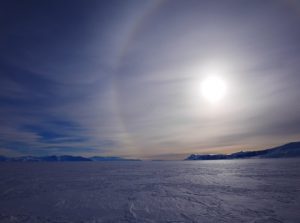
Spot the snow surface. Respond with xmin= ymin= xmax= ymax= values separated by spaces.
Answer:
xmin=0 ymin=159 xmax=299 ymax=222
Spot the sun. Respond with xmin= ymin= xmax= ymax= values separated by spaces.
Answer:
xmin=201 ymin=76 xmax=227 ymax=103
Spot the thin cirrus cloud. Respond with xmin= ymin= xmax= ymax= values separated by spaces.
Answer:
xmin=1 ymin=0 xmax=300 ymax=159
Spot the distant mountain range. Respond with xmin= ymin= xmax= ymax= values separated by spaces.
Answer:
xmin=2 ymin=142 xmax=300 ymax=162
xmin=0 ymin=155 xmax=140 ymax=162
xmin=186 ymin=142 xmax=300 ymax=160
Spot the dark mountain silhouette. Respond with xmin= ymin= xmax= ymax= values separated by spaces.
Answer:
xmin=0 ymin=155 xmax=140 ymax=162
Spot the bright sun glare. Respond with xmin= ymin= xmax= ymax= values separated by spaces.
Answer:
xmin=201 ymin=76 xmax=227 ymax=104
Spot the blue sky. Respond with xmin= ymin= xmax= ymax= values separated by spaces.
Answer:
xmin=1 ymin=0 xmax=300 ymax=159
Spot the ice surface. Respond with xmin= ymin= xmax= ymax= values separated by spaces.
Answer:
xmin=0 ymin=159 xmax=299 ymax=222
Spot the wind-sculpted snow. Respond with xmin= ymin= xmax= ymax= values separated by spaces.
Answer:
xmin=0 ymin=159 xmax=299 ymax=222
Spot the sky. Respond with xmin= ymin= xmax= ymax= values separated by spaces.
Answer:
xmin=1 ymin=0 xmax=300 ymax=159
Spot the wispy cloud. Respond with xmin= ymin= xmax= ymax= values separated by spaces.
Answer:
xmin=1 ymin=0 xmax=300 ymax=158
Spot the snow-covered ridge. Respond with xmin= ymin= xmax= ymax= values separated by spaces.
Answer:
xmin=186 ymin=141 xmax=300 ymax=160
